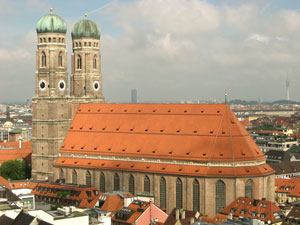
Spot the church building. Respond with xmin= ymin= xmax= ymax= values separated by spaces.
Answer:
xmin=32 ymin=10 xmax=275 ymax=217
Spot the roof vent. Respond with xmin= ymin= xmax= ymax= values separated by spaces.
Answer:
xmin=88 ymin=162 xmax=91 ymax=165
xmin=116 ymin=128 xmax=119 ymax=131
xmin=169 ymin=151 xmax=173 ymax=154
xmin=97 ymin=109 xmax=101 ymax=112
xmin=160 ymin=129 xmax=164 ymax=132
xmin=102 ymin=127 xmax=106 ymax=130
xmin=61 ymin=160 xmax=65 ymax=163
xmin=218 ymin=170 xmax=222 ymax=173
xmin=186 ymin=152 xmax=190 ymax=155
xmin=138 ymin=110 xmax=141 ymax=112
xmin=168 ymin=110 xmax=171 ymax=112
xmin=179 ymin=169 xmax=183 ymax=171
xmin=78 ymin=109 xmax=81 ymax=112
xmin=101 ymin=163 xmax=105 ymax=166
xmin=71 ymin=145 xmax=75 ymax=149
xmin=130 ymin=128 xmax=134 ymax=131
xmin=122 ymin=149 xmax=126 ymax=152
xmin=195 ymin=170 xmax=199 ymax=172
xmin=80 ymin=126 xmax=83 ymax=130
xmin=81 ymin=146 xmax=84 ymax=149
xmin=137 ymin=149 xmax=141 ymax=152
xmin=241 ymin=152 xmax=245 ymax=156
xmin=152 ymin=151 xmax=156 ymax=153
xmin=217 ymin=110 xmax=220 ymax=113
xmin=146 ymin=166 xmax=150 ymax=169
xmin=246 ymin=170 xmax=250 ymax=173
xmin=184 ymin=110 xmax=187 ymax=113
xmin=201 ymin=110 xmax=204 ymax=113
xmin=145 ymin=129 xmax=148 ymax=132
xmin=209 ymin=131 xmax=213 ymax=134
xmin=70 ymin=126 xmax=73 ymax=129
xmin=193 ymin=130 xmax=197 ymax=133
xmin=108 ymin=148 xmax=111 ymax=151
xmin=130 ymin=165 xmax=134 ymax=168
xmin=153 ymin=110 xmax=156 ymax=112
xmin=116 ymin=164 xmax=120 ymax=167
xmin=176 ymin=130 xmax=180 ymax=133
xmin=94 ymin=146 xmax=97 ymax=150
xmin=162 ymin=168 xmax=165 ymax=170
xmin=231 ymin=121 xmax=235 ymax=124
xmin=220 ymin=153 xmax=223 ymax=156
xmin=202 ymin=153 xmax=206 ymax=156
xmin=61 ymin=145 xmax=65 ymax=148
xmin=88 ymin=109 xmax=91 ymax=112
xmin=124 ymin=109 xmax=127 ymax=112
xmin=74 ymin=161 xmax=78 ymax=164
xmin=89 ymin=127 xmax=93 ymax=130
xmin=222 ymin=131 xmax=225 ymax=134
xmin=110 ymin=109 xmax=113 ymax=112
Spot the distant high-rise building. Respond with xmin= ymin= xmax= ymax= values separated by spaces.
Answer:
xmin=286 ymin=75 xmax=290 ymax=103
xmin=131 ymin=89 xmax=137 ymax=103
xmin=6 ymin=106 xmax=10 ymax=120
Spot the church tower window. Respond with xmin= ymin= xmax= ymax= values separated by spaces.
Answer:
xmin=176 ymin=178 xmax=183 ymax=208
xmin=77 ymin=55 xmax=82 ymax=69
xmin=245 ymin=179 xmax=254 ymax=198
xmin=86 ymin=171 xmax=91 ymax=186
xmin=144 ymin=175 xmax=150 ymax=193
xmin=160 ymin=177 xmax=166 ymax=208
xmin=114 ymin=173 xmax=120 ymax=191
xmin=72 ymin=170 xmax=77 ymax=184
xmin=216 ymin=180 xmax=225 ymax=213
xmin=100 ymin=172 xmax=105 ymax=192
xmin=129 ymin=174 xmax=135 ymax=194
xmin=93 ymin=55 xmax=97 ymax=69
xmin=41 ymin=51 xmax=46 ymax=67
xmin=58 ymin=52 xmax=63 ymax=67
xmin=193 ymin=179 xmax=200 ymax=212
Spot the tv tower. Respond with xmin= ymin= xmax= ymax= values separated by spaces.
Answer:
xmin=286 ymin=74 xmax=290 ymax=104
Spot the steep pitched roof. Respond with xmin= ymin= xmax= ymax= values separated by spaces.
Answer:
xmin=0 ymin=141 xmax=32 ymax=163
xmin=269 ymin=161 xmax=300 ymax=175
xmin=57 ymin=104 xmax=273 ymax=177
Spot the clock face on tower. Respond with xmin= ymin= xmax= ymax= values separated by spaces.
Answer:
xmin=39 ymin=80 xmax=47 ymax=91
xmin=58 ymin=80 xmax=66 ymax=91
xmin=93 ymin=81 xmax=100 ymax=91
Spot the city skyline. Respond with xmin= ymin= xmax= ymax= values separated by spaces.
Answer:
xmin=1 ymin=0 xmax=300 ymax=103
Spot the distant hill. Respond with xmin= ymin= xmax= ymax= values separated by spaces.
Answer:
xmin=228 ymin=99 xmax=300 ymax=106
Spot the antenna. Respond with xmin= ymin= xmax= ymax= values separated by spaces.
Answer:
xmin=224 ymin=89 xmax=228 ymax=104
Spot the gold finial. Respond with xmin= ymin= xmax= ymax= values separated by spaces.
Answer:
xmin=50 ymin=8 xmax=53 ymax=14
xmin=84 ymin=13 xmax=88 ymax=17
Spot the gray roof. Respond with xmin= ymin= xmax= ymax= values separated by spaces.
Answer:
xmin=269 ymin=161 xmax=300 ymax=175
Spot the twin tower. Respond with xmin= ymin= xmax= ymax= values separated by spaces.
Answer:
xmin=32 ymin=9 xmax=104 ymax=181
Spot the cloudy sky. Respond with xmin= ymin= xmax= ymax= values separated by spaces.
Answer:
xmin=1 ymin=0 xmax=300 ymax=103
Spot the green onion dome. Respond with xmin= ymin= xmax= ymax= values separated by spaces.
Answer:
xmin=36 ymin=9 xmax=67 ymax=34
xmin=71 ymin=15 xmax=101 ymax=39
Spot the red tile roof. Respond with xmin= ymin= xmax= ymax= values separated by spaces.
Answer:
xmin=56 ymin=104 xmax=273 ymax=177
xmin=219 ymin=197 xmax=283 ymax=223
xmin=31 ymin=182 xmax=101 ymax=208
xmin=0 ymin=141 xmax=32 ymax=163
xmin=0 ymin=176 xmax=10 ymax=188
xmin=201 ymin=214 xmax=228 ymax=224
xmin=99 ymin=192 xmax=134 ymax=212
xmin=276 ymin=178 xmax=300 ymax=198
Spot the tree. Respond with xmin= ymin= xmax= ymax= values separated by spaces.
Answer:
xmin=0 ymin=159 xmax=29 ymax=180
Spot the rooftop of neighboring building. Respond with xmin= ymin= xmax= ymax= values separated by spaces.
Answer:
xmin=282 ymin=206 xmax=300 ymax=225
xmin=0 ymin=141 xmax=32 ymax=163
xmin=219 ymin=197 xmax=284 ymax=224
xmin=0 ymin=214 xmax=13 ymax=225
xmin=98 ymin=191 xmax=134 ymax=213
xmin=266 ymin=150 xmax=292 ymax=162
xmin=164 ymin=208 xmax=200 ymax=225
xmin=269 ymin=161 xmax=300 ymax=175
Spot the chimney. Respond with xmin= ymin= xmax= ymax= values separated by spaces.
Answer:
xmin=190 ymin=218 xmax=195 ymax=224
xmin=175 ymin=209 xmax=180 ymax=220
xmin=181 ymin=210 xmax=186 ymax=219
xmin=18 ymin=136 xmax=23 ymax=149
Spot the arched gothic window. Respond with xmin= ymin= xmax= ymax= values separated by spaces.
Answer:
xmin=59 ymin=169 xmax=64 ymax=180
xmin=129 ymin=174 xmax=135 ymax=194
xmin=216 ymin=180 xmax=225 ymax=213
xmin=58 ymin=52 xmax=63 ymax=67
xmin=245 ymin=179 xmax=254 ymax=198
xmin=267 ymin=176 xmax=271 ymax=200
xmin=100 ymin=172 xmax=105 ymax=192
xmin=144 ymin=175 xmax=150 ymax=193
xmin=160 ymin=177 xmax=166 ymax=208
xmin=75 ymin=42 xmax=78 ymax=47
xmin=77 ymin=55 xmax=82 ymax=69
xmin=86 ymin=171 xmax=91 ymax=186
xmin=72 ymin=170 xmax=77 ymax=184
xmin=93 ymin=55 xmax=97 ymax=69
xmin=41 ymin=52 xmax=46 ymax=67
xmin=176 ymin=178 xmax=183 ymax=208
xmin=114 ymin=173 xmax=120 ymax=191
xmin=193 ymin=179 xmax=200 ymax=212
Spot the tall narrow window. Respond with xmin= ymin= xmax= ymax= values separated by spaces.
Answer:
xmin=77 ymin=55 xmax=82 ymax=69
xmin=193 ymin=179 xmax=200 ymax=212
xmin=114 ymin=173 xmax=120 ymax=191
xmin=41 ymin=52 xmax=46 ymax=67
xmin=59 ymin=169 xmax=64 ymax=180
xmin=176 ymin=178 xmax=183 ymax=208
xmin=160 ymin=177 xmax=166 ymax=208
xmin=216 ymin=180 xmax=225 ymax=213
xmin=93 ymin=55 xmax=97 ymax=69
xmin=144 ymin=175 xmax=150 ymax=193
xmin=58 ymin=52 xmax=63 ymax=67
xmin=72 ymin=170 xmax=77 ymax=184
xmin=86 ymin=171 xmax=91 ymax=186
xmin=267 ymin=176 xmax=271 ymax=200
xmin=100 ymin=172 xmax=105 ymax=192
xmin=129 ymin=174 xmax=135 ymax=194
xmin=245 ymin=179 xmax=254 ymax=198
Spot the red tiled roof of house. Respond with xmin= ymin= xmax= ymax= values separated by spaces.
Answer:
xmin=9 ymin=180 xmax=37 ymax=189
xmin=219 ymin=197 xmax=283 ymax=223
xmin=0 ymin=141 xmax=32 ymax=163
xmin=99 ymin=192 xmax=134 ymax=212
xmin=201 ymin=214 xmax=228 ymax=224
xmin=0 ymin=176 xmax=10 ymax=188
xmin=31 ymin=182 xmax=101 ymax=208
xmin=56 ymin=104 xmax=273 ymax=177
